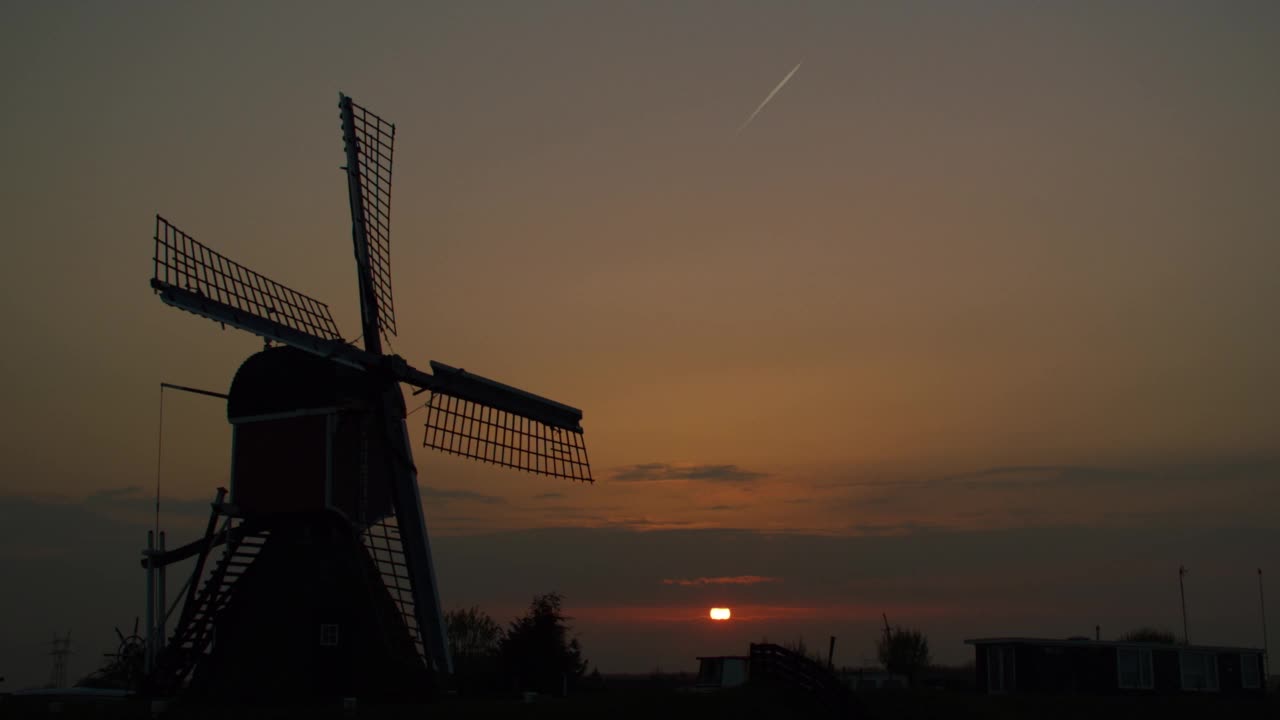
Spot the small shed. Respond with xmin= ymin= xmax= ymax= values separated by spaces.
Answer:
xmin=966 ymin=637 xmax=1266 ymax=696
xmin=697 ymin=655 xmax=750 ymax=688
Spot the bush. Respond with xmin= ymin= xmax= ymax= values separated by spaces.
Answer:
xmin=877 ymin=626 xmax=931 ymax=683
xmin=1117 ymin=627 xmax=1178 ymax=644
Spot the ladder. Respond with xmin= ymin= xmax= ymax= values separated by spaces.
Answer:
xmin=153 ymin=524 xmax=269 ymax=691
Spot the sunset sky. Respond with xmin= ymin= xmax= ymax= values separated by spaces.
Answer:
xmin=2 ymin=2 xmax=1278 ymax=688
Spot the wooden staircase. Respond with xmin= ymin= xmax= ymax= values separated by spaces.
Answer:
xmin=150 ymin=524 xmax=269 ymax=692
xmin=750 ymin=643 xmax=849 ymax=705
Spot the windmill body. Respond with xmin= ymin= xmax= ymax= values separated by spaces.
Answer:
xmin=144 ymin=93 xmax=592 ymax=702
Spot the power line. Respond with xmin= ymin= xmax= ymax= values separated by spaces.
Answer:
xmin=48 ymin=632 xmax=71 ymax=688
xmin=154 ymin=382 xmax=228 ymax=536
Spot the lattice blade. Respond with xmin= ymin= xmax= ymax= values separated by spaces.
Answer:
xmin=151 ymin=215 xmax=344 ymax=347
xmin=361 ymin=517 xmax=426 ymax=666
xmin=422 ymin=393 xmax=592 ymax=482
xmin=339 ymin=94 xmax=396 ymax=343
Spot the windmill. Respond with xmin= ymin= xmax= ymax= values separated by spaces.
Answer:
xmin=143 ymin=93 xmax=592 ymax=702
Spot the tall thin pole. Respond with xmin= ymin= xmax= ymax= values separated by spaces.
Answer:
xmin=1179 ymin=565 xmax=1190 ymax=646
xmin=145 ymin=530 xmax=155 ymax=675
xmin=154 ymin=386 xmax=165 ymax=539
xmin=157 ymin=531 xmax=167 ymax=656
xmin=1260 ymin=568 xmax=1269 ymax=682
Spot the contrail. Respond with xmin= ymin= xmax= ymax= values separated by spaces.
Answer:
xmin=737 ymin=59 xmax=804 ymax=134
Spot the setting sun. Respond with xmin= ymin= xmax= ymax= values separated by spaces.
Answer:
xmin=709 ymin=607 xmax=732 ymax=621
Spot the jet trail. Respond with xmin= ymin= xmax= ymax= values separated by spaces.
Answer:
xmin=736 ymin=59 xmax=804 ymax=134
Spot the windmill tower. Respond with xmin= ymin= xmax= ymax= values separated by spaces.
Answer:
xmin=143 ymin=93 xmax=592 ymax=702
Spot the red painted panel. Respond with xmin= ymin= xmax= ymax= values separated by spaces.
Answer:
xmin=329 ymin=412 xmax=393 ymax=523
xmin=232 ymin=415 xmax=328 ymax=513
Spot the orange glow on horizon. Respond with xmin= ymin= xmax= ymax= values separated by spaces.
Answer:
xmin=709 ymin=607 xmax=732 ymax=621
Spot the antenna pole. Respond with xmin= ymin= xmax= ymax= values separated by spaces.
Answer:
xmin=339 ymin=93 xmax=383 ymax=356
xmin=882 ymin=612 xmax=892 ymax=662
xmin=157 ymin=531 xmax=167 ymax=659
xmin=1261 ymin=568 xmax=1270 ymax=683
xmin=1179 ymin=565 xmax=1190 ymax=645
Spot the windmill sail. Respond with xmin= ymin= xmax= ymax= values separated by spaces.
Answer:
xmin=340 ymin=93 xmax=397 ymax=350
xmin=421 ymin=362 xmax=592 ymax=482
xmin=151 ymin=216 xmax=347 ymax=354
xmin=152 ymin=216 xmax=434 ymax=388
xmin=422 ymin=395 xmax=592 ymax=481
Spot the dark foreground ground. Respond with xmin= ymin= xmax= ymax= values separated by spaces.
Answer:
xmin=5 ymin=687 xmax=1277 ymax=720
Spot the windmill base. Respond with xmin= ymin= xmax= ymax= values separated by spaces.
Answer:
xmin=173 ymin=513 xmax=433 ymax=704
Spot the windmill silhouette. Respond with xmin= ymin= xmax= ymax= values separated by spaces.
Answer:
xmin=144 ymin=93 xmax=591 ymax=701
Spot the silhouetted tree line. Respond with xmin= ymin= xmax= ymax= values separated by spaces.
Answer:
xmin=445 ymin=592 xmax=586 ymax=696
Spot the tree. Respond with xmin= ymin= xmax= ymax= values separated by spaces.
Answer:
xmin=445 ymin=606 xmax=501 ymax=662
xmin=877 ymin=626 xmax=931 ymax=683
xmin=500 ymin=592 xmax=586 ymax=694
xmin=444 ymin=606 xmax=502 ymax=695
xmin=1118 ymin=627 xmax=1177 ymax=644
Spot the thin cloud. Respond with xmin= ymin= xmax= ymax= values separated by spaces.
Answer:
xmin=827 ymin=464 xmax=1141 ymax=491
xmin=88 ymin=486 xmax=146 ymax=501
xmin=533 ymin=492 xmax=566 ymax=501
xmin=845 ymin=521 xmax=939 ymax=537
xmin=942 ymin=465 xmax=1141 ymax=489
xmin=609 ymin=517 xmax=700 ymax=530
xmin=86 ymin=486 xmax=213 ymax=517
xmin=419 ymin=485 xmax=505 ymax=505
xmin=613 ymin=463 xmax=668 ymax=480
xmin=662 ymin=575 xmax=781 ymax=586
xmin=611 ymin=463 xmax=766 ymax=483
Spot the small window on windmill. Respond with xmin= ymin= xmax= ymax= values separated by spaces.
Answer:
xmin=319 ymin=623 xmax=340 ymax=647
